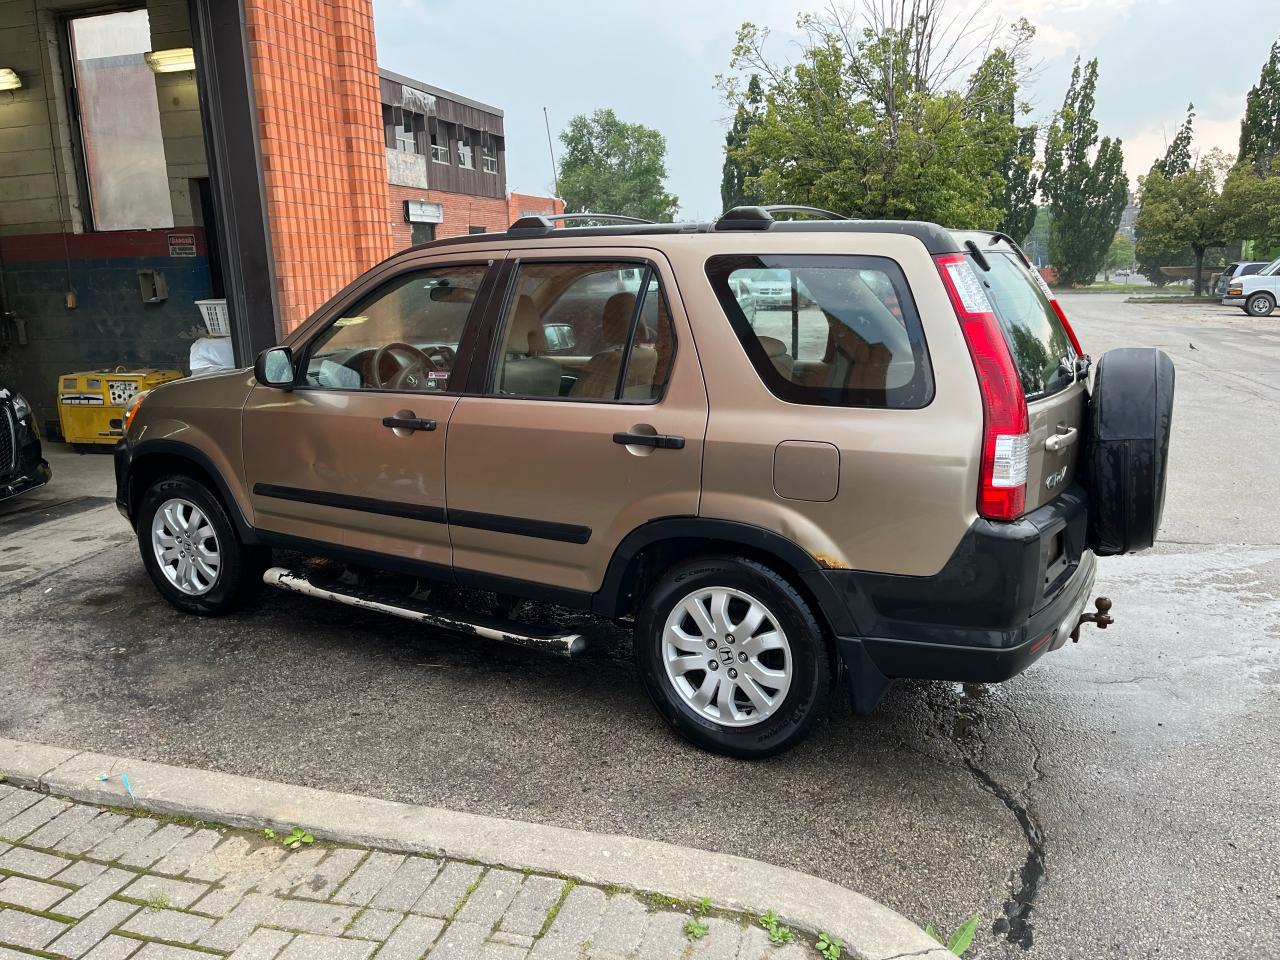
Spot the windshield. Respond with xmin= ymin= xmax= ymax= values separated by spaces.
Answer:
xmin=972 ymin=250 xmax=1077 ymax=400
xmin=1261 ymin=257 xmax=1280 ymax=276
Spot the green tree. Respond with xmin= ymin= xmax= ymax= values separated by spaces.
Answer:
xmin=964 ymin=45 xmax=1040 ymax=241
xmin=1041 ymin=58 xmax=1129 ymax=286
xmin=721 ymin=74 xmax=766 ymax=211
xmin=1153 ymin=104 xmax=1195 ymax=177
xmin=999 ymin=125 xmax=1039 ymax=243
xmin=1137 ymin=105 xmax=1197 ymax=286
xmin=1239 ymin=38 xmax=1280 ymax=175
xmin=1102 ymin=232 xmax=1135 ymax=281
xmin=718 ymin=10 xmax=1035 ymax=227
xmin=1220 ymin=165 xmax=1280 ymax=251
xmin=1134 ymin=156 xmax=1229 ymax=296
xmin=557 ymin=109 xmax=679 ymax=222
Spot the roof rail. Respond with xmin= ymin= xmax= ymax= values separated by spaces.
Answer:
xmin=714 ymin=204 xmax=850 ymax=231
xmin=762 ymin=205 xmax=849 ymax=221
xmin=506 ymin=212 xmax=655 ymax=237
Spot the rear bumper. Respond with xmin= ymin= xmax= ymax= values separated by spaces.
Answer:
xmin=839 ymin=551 xmax=1096 ymax=685
xmin=823 ymin=484 xmax=1097 ymax=687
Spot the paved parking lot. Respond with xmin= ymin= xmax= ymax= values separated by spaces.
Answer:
xmin=1 ymin=294 xmax=1277 ymax=959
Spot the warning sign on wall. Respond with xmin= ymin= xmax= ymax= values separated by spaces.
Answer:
xmin=167 ymin=233 xmax=196 ymax=257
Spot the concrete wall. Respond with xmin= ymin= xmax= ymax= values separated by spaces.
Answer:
xmin=0 ymin=0 xmax=216 ymax=433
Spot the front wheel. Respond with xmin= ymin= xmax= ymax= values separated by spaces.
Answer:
xmin=137 ymin=475 xmax=269 ymax=616
xmin=1246 ymin=293 xmax=1275 ymax=317
xmin=634 ymin=556 xmax=833 ymax=758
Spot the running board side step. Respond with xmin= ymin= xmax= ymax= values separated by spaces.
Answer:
xmin=263 ymin=567 xmax=586 ymax=658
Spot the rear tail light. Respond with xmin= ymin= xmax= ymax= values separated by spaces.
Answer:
xmin=935 ymin=253 xmax=1030 ymax=521
xmin=1028 ymin=265 xmax=1085 ymax=357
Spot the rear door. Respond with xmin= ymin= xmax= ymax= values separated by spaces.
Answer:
xmin=971 ymin=247 xmax=1086 ymax=511
xmin=444 ymin=248 xmax=708 ymax=596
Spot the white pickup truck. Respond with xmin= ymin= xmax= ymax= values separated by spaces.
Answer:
xmin=1223 ymin=255 xmax=1280 ymax=316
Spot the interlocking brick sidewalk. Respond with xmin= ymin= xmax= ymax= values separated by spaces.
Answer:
xmin=0 ymin=784 xmax=810 ymax=960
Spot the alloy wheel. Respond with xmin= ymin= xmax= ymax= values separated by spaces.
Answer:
xmin=661 ymin=586 xmax=793 ymax=727
xmin=151 ymin=497 xmax=221 ymax=596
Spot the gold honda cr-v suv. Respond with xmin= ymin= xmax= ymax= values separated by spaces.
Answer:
xmin=116 ymin=207 xmax=1174 ymax=757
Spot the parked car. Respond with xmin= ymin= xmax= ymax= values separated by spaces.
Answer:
xmin=0 ymin=383 xmax=51 ymax=504
xmin=115 ymin=207 xmax=1174 ymax=757
xmin=1223 ymin=256 xmax=1280 ymax=316
xmin=1213 ymin=261 xmax=1267 ymax=298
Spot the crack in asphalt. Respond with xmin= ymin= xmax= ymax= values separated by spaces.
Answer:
xmin=941 ymin=687 xmax=1047 ymax=952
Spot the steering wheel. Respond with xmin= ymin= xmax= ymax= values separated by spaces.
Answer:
xmin=371 ymin=341 xmax=440 ymax=391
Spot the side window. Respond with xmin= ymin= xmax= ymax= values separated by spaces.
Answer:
xmin=304 ymin=263 xmax=488 ymax=392
xmin=705 ymin=254 xmax=933 ymax=409
xmin=492 ymin=261 xmax=675 ymax=402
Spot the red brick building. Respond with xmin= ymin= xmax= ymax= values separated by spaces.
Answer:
xmin=379 ymin=69 xmax=562 ymax=250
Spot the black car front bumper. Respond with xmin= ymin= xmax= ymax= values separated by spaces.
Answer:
xmin=1 ymin=407 xmax=51 ymax=504
xmin=822 ymin=485 xmax=1098 ymax=707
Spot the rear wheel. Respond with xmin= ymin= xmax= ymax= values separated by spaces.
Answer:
xmin=634 ymin=556 xmax=832 ymax=758
xmin=137 ymin=475 xmax=268 ymax=615
xmin=1246 ymin=292 xmax=1275 ymax=317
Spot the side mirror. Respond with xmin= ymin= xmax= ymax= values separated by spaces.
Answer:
xmin=254 ymin=346 xmax=296 ymax=388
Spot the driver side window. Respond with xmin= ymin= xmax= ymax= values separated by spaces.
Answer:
xmin=304 ymin=263 xmax=488 ymax=392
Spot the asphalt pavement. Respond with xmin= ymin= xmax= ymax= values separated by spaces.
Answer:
xmin=1 ymin=293 xmax=1276 ymax=959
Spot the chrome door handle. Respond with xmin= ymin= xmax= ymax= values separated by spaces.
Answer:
xmin=1045 ymin=427 xmax=1079 ymax=452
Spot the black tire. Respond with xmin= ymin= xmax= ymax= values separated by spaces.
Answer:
xmin=136 ymin=475 xmax=269 ymax=616
xmin=634 ymin=556 xmax=833 ymax=758
xmin=1083 ymin=348 xmax=1175 ymax=556
xmin=1246 ymin=292 xmax=1275 ymax=317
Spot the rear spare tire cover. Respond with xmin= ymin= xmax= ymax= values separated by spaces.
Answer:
xmin=1084 ymin=347 xmax=1175 ymax=555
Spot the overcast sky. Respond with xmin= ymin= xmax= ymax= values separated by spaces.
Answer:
xmin=373 ymin=0 xmax=1280 ymax=220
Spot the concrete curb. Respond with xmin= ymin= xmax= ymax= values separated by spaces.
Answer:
xmin=0 ymin=736 xmax=950 ymax=960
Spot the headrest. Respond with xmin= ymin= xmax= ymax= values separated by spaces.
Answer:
xmin=509 ymin=295 xmax=548 ymax=355
xmin=602 ymin=292 xmax=636 ymax=343
xmin=758 ymin=336 xmax=788 ymax=358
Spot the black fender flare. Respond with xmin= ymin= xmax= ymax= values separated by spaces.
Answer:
xmin=119 ymin=438 xmax=259 ymax=544
xmin=590 ymin=517 xmax=857 ymax=636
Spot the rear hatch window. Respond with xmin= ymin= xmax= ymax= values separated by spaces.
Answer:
xmin=971 ymin=251 xmax=1077 ymax=400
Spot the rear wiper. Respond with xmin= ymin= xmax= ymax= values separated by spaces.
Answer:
xmin=986 ymin=232 xmax=1033 ymax=270
xmin=964 ymin=239 xmax=991 ymax=272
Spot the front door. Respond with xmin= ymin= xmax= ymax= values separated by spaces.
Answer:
xmin=242 ymin=259 xmax=496 ymax=570
xmin=445 ymin=250 xmax=708 ymax=596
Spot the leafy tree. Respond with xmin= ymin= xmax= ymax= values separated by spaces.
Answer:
xmin=1135 ymin=155 xmax=1230 ymax=296
xmin=717 ymin=10 xmax=1035 ymax=227
xmin=964 ymin=45 xmax=1039 ymax=242
xmin=1137 ymin=106 xmax=1198 ymax=285
xmin=1239 ymin=38 xmax=1280 ymax=175
xmin=1219 ymin=165 xmax=1280 ymax=251
xmin=558 ymin=109 xmax=679 ymax=222
xmin=721 ymin=74 xmax=766 ymax=211
xmin=1153 ymin=105 xmax=1195 ymax=178
xmin=1041 ymin=58 xmax=1129 ymax=286
xmin=999 ymin=125 xmax=1039 ymax=243
xmin=1102 ymin=232 xmax=1135 ymax=281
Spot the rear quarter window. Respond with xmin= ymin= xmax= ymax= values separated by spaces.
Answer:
xmin=705 ymin=254 xmax=933 ymax=409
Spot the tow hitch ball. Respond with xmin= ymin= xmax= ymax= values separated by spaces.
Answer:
xmin=1071 ymin=596 xmax=1114 ymax=642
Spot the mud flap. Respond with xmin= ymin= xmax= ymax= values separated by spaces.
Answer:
xmin=839 ymin=639 xmax=893 ymax=715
